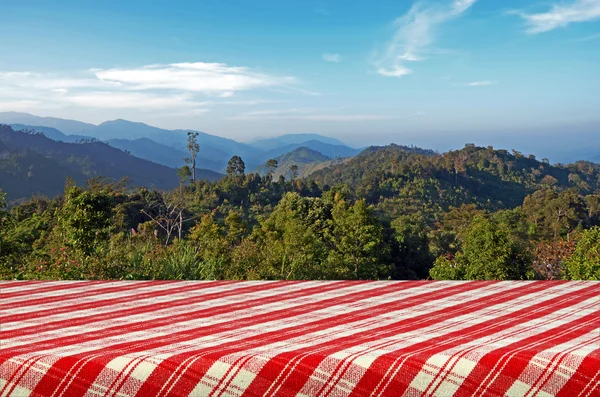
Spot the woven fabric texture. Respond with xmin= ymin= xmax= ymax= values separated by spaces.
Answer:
xmin=0 ymin=280 xmax=598 ymax=397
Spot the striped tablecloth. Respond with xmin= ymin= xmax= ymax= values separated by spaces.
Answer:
xmin=0 ymin=281 xmax=598 ymax=397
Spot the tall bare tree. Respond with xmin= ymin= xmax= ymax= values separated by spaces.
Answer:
xmin=185 ymin=132 xmax=200 ymax=183
xmin=142 ymin=189 xmax=196 ymax=245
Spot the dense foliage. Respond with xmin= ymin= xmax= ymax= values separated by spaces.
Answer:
xmin=1 ymin=142 xmax=599 ymax=281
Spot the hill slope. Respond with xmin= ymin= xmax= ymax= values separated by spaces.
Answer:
xmin=257 ymin=140 xmax=360 ymax=164
xmin=8 ymin=124 xmax=93 ymax=143
xmin=254 ymin=147 xmax=335 ymax=179
xmin=0 ymin=125 xmax=222 ymax=201
xmin=308 ymin=144 xmax=600 ymax=219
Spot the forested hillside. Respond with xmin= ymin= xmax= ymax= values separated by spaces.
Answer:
xmin=253 ymin=147 xmax=332 ymax=179
xmin=1 ymin=142 xmax=599 ymax=281
xmin=309 ymin=143 xmax=600 ymax=217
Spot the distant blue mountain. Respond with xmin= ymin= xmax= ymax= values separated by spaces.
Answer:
xmin=0 ymin=112 xmax=96 ymax=135
xmin=107 ymin=138 xmax=225 ymax=171
xmin=1 ymin=113 xmax=364 ymax=173
xmin=247 ymin=134 xmax=350 ymax=151
xmin=257 ymin=140 xmax=360 ymax=163
xmin=0 ymin=124 xmax=223 ymax=201
xmin=9 ymin=124 xmax=91 ymax=143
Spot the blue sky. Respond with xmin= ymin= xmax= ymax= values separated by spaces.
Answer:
xmin=0 ymin=0 xmax=599 ymax=149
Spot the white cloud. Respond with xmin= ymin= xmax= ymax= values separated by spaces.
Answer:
xmin=467 ymin=80 xmax=498 ymax=87
xmin=63 ymin=91 xmax=209 ymax=110
xmin=373 ymin=0 xmax=476 ymax=77
xmin=0 ymin=62 xmax=299 ymax=115
xmin=514 ymin=0 xmax=600 ymax=34
xmin=95 ymin=62 xmax=297 ymax=93
xmin=322 ymin=53 xmax=342 ymax=63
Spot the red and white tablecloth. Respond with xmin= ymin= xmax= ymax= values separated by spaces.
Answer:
xmin=0 ymin=281 xmax=598 ymax=397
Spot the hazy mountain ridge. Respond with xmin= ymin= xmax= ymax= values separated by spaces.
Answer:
xmin=8 ymin=124 xmax=93 ymax=143
xmin=0 ymin=125 xmax=222 ymax=201
xmin=0 ymin=113 xmax=361 ymax=173
xmin=0 ymin=112 xmax=96 ymax=135
xmin=247 ymin=134 xmax=350 ymax=151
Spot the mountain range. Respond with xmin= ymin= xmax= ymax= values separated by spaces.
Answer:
xmin=0 ymin=112 xmax=361 ymax=173
xmin=0 ymin=125 xmax=222 ymax=201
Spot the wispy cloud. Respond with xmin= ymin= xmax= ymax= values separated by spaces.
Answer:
xmin=322 ymin=53 xmax=342 ymax=63
xmin=513 ymin=0 xmax=600 ymax=34
xmin=467 ymin=80 xmax=498 ymax=87
xmin=63 ymin=92 xmax=210 ymax=110
xmin=95 ymin=62 xmax=297 ymax=93
xmin=0 ymin=62 xmax=299 ymax=114
xmin=294 ymin=114 xmax=391 ymax=121
xmin=232 ymin=108 xmax=390 ymax=121
xmin=372 ymin=0 xmax=476 ymax=77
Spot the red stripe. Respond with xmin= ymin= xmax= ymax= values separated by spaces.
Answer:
xmin=243 ymin=282 xmax=539 ymax=397
xmin=0 ymin=280 xmax=58 ymax=292
xmin=155 ymin=282 xmax=489 ymax=397
xmin=347 ymin=282 xmax=597 ymax=397
xmin=1 ymin=281 xmax=597 ymax=397
xmin=527 ymin=335 xmax=600 ymax=397
xmin=457 ymin=313 xmax=599 ymax=397
xmin=0 ymin=281 xmax=292 ymax=396
xmin=0 ymin=280 xmax=171 ymax=310
xmin=0 ymin=280 xmax=238 ymax=335
xmin=0 ymin=280 xmax=109 ymax=300
xmin=134 ymin=281 xmax=434 ymax=397
xmin=27 ymin=281 xmax=355 ymax=397
xmin=1 ymin=281 xmax=302 ymax=357
xmin=422 ymin=299 xmax=598 ymax=397
xmin=556 ymin=348 xmax=600 ymax=397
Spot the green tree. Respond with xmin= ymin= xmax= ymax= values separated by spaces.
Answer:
xmin=429 ymin=255 xmax=466 ymax=281
xmin=189 ymin=214 xmax=230 ymax=279
xmin=177 ymin=165 xmax=192 ymax=186
xmin=0 ymin=189 xmax=8 ymax=265
xmin=58 ymin=185 xmax=114 ymax=255
xmin=224 ymin=210 xmax=248 ymax=246
xmin=226 ymin=156 xmax=246 ymax=179
xmin=522 ymin=189 xmax=587 ymax=239
xmin=430 ymin=217 xmax=533 ymax=280
xmin=564 ymin=227 xmax=600 ymax=280
xmin=255 ymin=193 xmax=329 ymax=280
xmin=391 ymin=215 xmax=433 ymax=279
xmin=290 ymin=164 xmax=299 ymax=180
xmin=185 ymin=132 xmax=200 ymax=183
xmin=328 ymin=198 xmax=391 ymax=279
xmin=266 ymin=158 xmax=278 ymax=178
